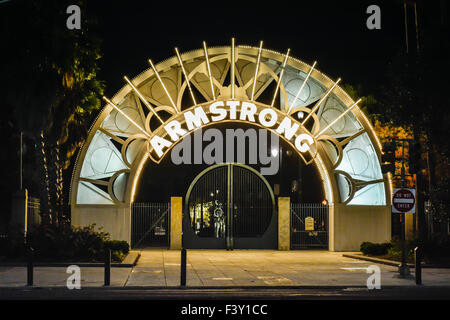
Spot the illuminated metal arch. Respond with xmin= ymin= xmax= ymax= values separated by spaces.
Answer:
xmin=70 ymin=40 xmax=390 ymax=210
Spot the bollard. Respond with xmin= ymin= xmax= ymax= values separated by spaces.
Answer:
xmin=104 ymin=248 xmax=111 ymax=286
xmin=415 ymin=246 xmax=422 ymax=285
xmin=27 ymin=246 xmax=34 ymax=286
xmin=180 ymin=248 xmax=186 ymax=287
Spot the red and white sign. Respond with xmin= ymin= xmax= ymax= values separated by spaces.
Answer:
xmin=392 ymin=188 xmax=416 ymax=213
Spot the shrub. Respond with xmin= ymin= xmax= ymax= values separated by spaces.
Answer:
xmin=360 ymin=241 xmax=393 ymax=256
xmin=3 ymin=223 xmax=129 ymax=262
xmin=105 ymin=240 xmax=129 ymax=254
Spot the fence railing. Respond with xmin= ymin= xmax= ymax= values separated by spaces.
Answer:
xmin=290 ymin=203 xmax=329 ymax=249
xmin=131 ymin=202 xmax=170 ymax=248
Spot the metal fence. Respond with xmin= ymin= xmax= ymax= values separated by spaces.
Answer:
xmin=131 ymin=202 xmax=170 ymax=248
xmin=290 ymin=203 xmax=329 ymax=249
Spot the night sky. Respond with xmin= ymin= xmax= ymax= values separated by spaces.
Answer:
xmin=87 ymin=0 xmax=406 ymax=97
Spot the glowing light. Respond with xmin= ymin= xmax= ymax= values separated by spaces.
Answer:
xmin=149 ymin=59 xmax=179 ymax=113
xmin=315 ymin=99 xmax=361 ymax=137
xmin=288 ymin=61 xmax=317 ymax=114
xmin=301 ymin=78 xmax=341 ymax=125
xmin=202 ymin=41 xmax=216 ymax=100
xmin=271 ymin=48 xmax=291 ymax=108
xmin=251 ymin=41 xmax=263 ymax=101
xmin=271 ymin=148 xmax=279 ymax=157
xmin=175 ymin=47 xmax=197 ymax=106
xmin=130 ymin=153 xmax=148 ymax=203
xmin=102 ymin=96 xmax=151 ymax=138
xmin=123 ymin=76 xmax=164 ymax=124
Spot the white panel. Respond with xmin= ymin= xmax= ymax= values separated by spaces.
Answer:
xmin=318 ymin=95 xmax=362 ymax=138
xmin=336 ymin=132 xmax=385 ymax=205
xmin=280 ymin=67 xmax=325 ymax=109
xmin=336 ymin=133 xmax=383 ymax=181
xmin=348 ymin=183 xmax=386 ymax=206
xmin=101 ymin=93 xmax=145 ymax=138
xmin=80 ymin=131 xmax=128 ymax=181
xmin=113 ymin=172 xmax=128 ymax=202
xmin=126 ymin=139 xmax=145 ymax=165
xmin=76 ymin=181 xmax=114 ymax=205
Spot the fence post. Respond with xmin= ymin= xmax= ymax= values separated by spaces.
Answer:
xmin=415 ymin=246 xmax=422 ymax=285
xmin=104 ymin=248 xmax=111 ymax=286
xmin=27 ymin=246 xmax=34 ymax=286
xmin=180 ymin=248 xmax=186 ymax=287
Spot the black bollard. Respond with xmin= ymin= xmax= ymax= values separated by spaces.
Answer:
xmin=180 ymin=248 xmax=186 ymax=287
xmin=415 ymin=247 xmax=422 ymax=285
xmin=27 ymin=246 xmax=34 ymax=286
xmin=104 ymin=248 xmax=111 ymax=286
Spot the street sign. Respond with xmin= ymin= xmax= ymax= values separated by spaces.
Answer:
xmin=305 ymin=217 xmax=315 ymax=231
xmin=392 ymin=188 xmax=416 ymax=213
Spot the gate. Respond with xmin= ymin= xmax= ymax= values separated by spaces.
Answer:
xmin=131 ymin=202 xmax=170 ymax=248
xmin=291 ymin=203 xmax=329 ymax=249
xmin=184 ymin=163 xmax=276 ymax=249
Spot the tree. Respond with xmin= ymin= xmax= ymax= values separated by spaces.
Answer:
xmin=0 ymin=0 xmax=104 ymax=224
xmin=365 ymin=13 xmax=450 ymax=226
xmin=341 ymin=83 xmax=414 ymax=188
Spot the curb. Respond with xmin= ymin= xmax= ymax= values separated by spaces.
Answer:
xmin=343 ymin=253 xmax=450 ymax=268
xmin=343 ymin=254 xmax=411 ymax=267
xmin=0 ymin=252 xmax=141 ymax=268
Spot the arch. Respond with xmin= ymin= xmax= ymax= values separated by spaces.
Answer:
xmin=70 ymin=41 xmax=391 ymax=250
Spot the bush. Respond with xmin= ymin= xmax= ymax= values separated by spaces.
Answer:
xmin=360 ymin=241 xmax=393 ymax=256
xmin=2 ymin=223 xmax=130 ymax=262
xmin=105 ymin=240 xmax=129 ymax=254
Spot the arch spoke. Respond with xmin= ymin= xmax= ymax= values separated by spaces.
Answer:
xmin=301 ymin=78 xmax=341 ymax=125
xmin=123 ymin=76 xmax=164 ymax=124
xmin=149 ymin=59 xmax=179 ymax=113
xmin=288 ymin=61 xmax=317 ymax=114
xmin=175 ymin=47 xmax=197 ymax=107
xmin=270 ymin=48 xmax=290 ymax=108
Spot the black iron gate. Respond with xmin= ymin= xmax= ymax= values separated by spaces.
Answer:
xmin=291 ymin=203 xmax=329 ymax=249
xmin=131 ymin=202 xmax=170 ymax=248
xmin=184 ymin=163 xmax=276 ymax=249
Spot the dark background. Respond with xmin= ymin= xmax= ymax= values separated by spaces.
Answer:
xmin=86 ymin=0 xmax=408 ymax=97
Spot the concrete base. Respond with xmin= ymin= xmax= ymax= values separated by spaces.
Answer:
xmin=10 ymin=189 xmax=28 ymax=235
xmin=278 ymin=197 xmax=290 ymax=250
xmin=71 ymin=204 xmax=131 ymax=243
xmin=330 ymin=204 xmax=391 ymax=251
xmin=170 ymin=197 xmax=182 ymax=250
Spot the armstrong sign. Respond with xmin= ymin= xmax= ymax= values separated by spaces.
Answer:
xmin=149 ymin=100 xmax=316 ymax=162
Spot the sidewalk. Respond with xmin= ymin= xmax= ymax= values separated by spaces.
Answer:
xmin=1 ymin=249 xmax=450 ymax=288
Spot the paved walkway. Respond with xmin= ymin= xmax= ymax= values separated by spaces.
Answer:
xmin=1 ymin=249 xmax=450 ymax=288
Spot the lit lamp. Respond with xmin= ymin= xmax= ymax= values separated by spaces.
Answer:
xmin=271 ymin=148 xmax=279 ymax=157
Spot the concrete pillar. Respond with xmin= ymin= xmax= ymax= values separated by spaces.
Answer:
xmin=405 ymin=213 xmax=415 ymax=240
xmin=278 ymin=197 xmax=290 ymax=250
xmin=170 ymin=197 xmax=182 ymax=250
xmin=10 ymin=189 xmax=28 ymax=236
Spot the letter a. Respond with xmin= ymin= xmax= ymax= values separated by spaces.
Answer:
xmin=366 ymin=265 xmax=381 ymax=289
xmin=366 ymin=5 xmax=381 ymax=30
xmin=66 ymin=265 xmax=81 ymax=289
xmin=66 ymin=5 xmax=81 ymax=30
